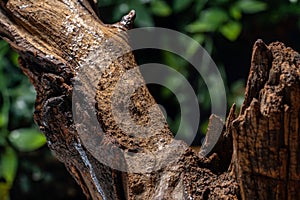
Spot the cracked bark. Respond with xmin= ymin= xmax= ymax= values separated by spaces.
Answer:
xmin=232 ymin=40 xmax=300 ymax=200
xmin=0 ymin=1 xmax=299 ymax=199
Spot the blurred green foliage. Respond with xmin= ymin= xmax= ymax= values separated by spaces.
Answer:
xmin=0 ymin=41 xmax=46 ymax=200
xmin=0 ymin=0 xmax=300 ymax=199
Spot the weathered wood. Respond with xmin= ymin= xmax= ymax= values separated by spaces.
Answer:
xmin=0 ymin=1 xmax=299 ymax=200
xmin=232 ymin=40 xmax=300 ymax=199
xmin=0 ymin=1 xmax=240 ymax=199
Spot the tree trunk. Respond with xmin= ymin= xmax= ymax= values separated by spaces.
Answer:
xmin=232 ymin=40 xmax=300 ymax=200
xmin=0 ymin=1 xmax=299 ymax=199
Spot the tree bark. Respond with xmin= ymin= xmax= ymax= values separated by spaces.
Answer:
xmin=232 ymin=40 xmax=300 ymax=200
xmin=0 ymin=1 xmax=299 ymax=200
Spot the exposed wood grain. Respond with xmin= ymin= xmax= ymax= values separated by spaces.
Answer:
xmin=232 ymin=40 xmax=300 ymax=200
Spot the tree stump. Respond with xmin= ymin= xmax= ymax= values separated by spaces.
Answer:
xmin=0 ymin=1 xmax=299 ymax=199
xmin=232 ymin=40 xmax=300 ymax=200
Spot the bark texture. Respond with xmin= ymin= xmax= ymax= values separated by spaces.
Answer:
xmin=0 ymin=1 xmax=299 ymax=200
xmin=232 ymin=40 xmax=300 ymax=200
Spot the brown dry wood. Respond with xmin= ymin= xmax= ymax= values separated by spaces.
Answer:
xmin=0 ymin=0 xmax=299 ymax=200
xmin=232 ymin=40 xmax=300 ymax=200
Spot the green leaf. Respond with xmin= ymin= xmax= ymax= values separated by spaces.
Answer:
xmin=200 ymin=120 xmax=209 ymax=135
xmin=0 ymin=135 xmax=6 ymax=146
xmin=195 ymin=0 xmax=208 ymax=13
xmin=10 ymin=51 xmax=19 ymax=67
xmin=8 ymin=128 xmax=46 ymax=152
xmin=201 ymin=8 xmax=228 ymax=26
xmin=173 ymin=0 xmax=193 ymax=12
xmin=220 ymin=21 xmax=242 ymax=41
xmin=0 ymin=114 xmax=8 ymax=129
xmin=229 ymin=5 xmax=242 ymax=20
xmin=186 ymin=8 xmax=228 ymax=33
xmin=0 ymin=87 xmax=9 ymax=130
xmin=0 ymin=147 xmax=18 ymax=185
xmin=0 ymin=40 xmax=9 ymax=59
xmin=0 ymin=183 xmax=11 ymax=200
xmin=151 ymin=0 xmax=172 ymax=17
xmin=235 ymin=0 xmax=267 ymax=14
xmin=186 ymin=34 xmax=206 ymax=57
xmin=193 ymin=34 xmax=206 ymax=44
xmin=203 ymin=36 xmax=214 ymax=55
xmin=186 ymin=21 xmax=214 ymax=33
xmin=161 ymin=87 xmax=173 ymax=99
xmin=163 ymin=52 xmax=187 ymax=74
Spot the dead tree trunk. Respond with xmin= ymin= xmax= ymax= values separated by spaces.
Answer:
xmin=0 ymin=1 xmax=299 ymax=199
xmin=232 ymin=40 xmax=300 ymax=199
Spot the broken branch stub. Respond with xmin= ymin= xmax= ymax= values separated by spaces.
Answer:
xmin=232 ymin=40 xmax=300 ymax=200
